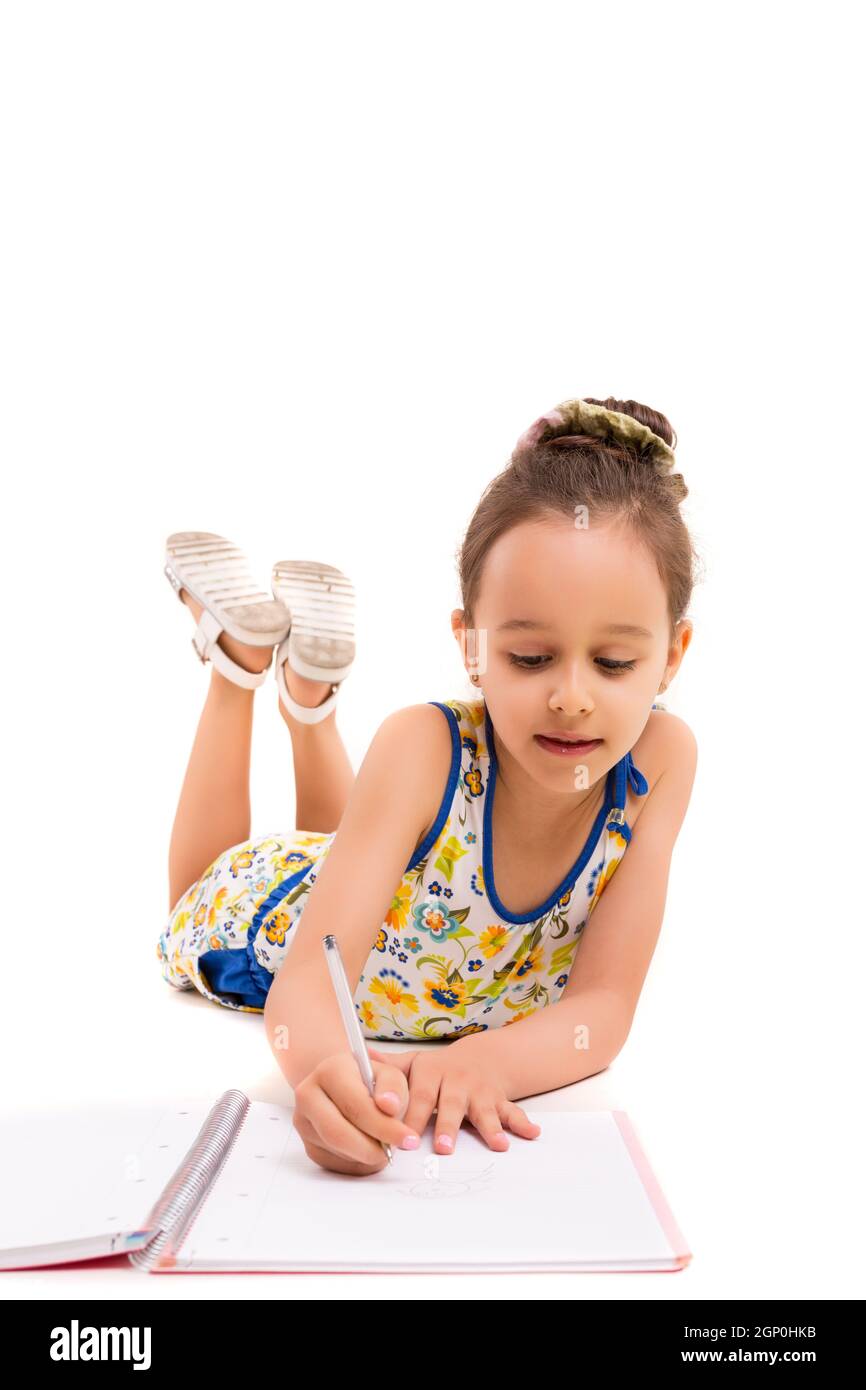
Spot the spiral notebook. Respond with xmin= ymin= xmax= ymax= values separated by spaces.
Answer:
xmin=0 ymin=1090 xmax=691 ymax=1273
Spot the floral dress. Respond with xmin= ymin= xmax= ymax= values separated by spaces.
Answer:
xmin=157 ymin=696 xmax=654 ymax=1041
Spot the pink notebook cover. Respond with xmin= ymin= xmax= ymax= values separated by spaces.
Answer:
xmin=613 ymin=1110 xmax=692 ymax=1269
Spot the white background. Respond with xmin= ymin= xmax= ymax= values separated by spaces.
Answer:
xmin=1 ymin=0 xmax=863 ymax=1301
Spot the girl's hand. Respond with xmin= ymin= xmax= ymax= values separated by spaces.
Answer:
xmin=367 ymin=1045 xmax=542 ymax=1155
xmin=292 ymin=1051 xmax=420 ymax=1176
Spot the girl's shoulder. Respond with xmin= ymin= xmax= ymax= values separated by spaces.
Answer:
xmin=631 ymin=707 xmax=698 ymax=807
xmin=650 ymin=705 xmax=697 ymax=756
xmin=389 ymin=702 xmax=463 ymax=852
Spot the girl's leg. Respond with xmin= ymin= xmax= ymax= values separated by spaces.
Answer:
xmin=168 ymin=591 xmax=275 ymax=912
xmin=277 ymin=658 xmax=356 ymax=835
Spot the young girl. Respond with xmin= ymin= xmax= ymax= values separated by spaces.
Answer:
xmin=158 ymin=395 xmax=699 ymax=1178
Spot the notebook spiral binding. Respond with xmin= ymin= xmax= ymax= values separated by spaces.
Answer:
xmin=128 ymin=1089 xmax=250 ymax=1271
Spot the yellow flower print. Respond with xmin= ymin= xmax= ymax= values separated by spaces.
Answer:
xmin=465 ymin=767 xmax=483 ymax=797
xmin=191 ymin=886 xmax=228 ymax=932
xmin=510 ymin=944 xmax=544 ymax=980
xmin=372 ymin=926 xmax=388 ymax=953
xmin=264 ymin=910 xmax=292 ymax=946
xmin=254 ymin=837 xmax=283 ymax=854
xmin=433 ymin=833 xmax=469 ymax=883
xmin=445 ymin=698 xmax=484 ymax=731
xmin=369 ymin=971 xmax=419 ymax=1013
xmin=477 ymin=924 xmax=509 ymax=957
xmin=448 ymin=1021 xmax=488 ymax=1039
xmin=589 ymin=856 xmax=621 ymax=911
xmin=207 ymin=886 xmax=228 ymax=930
xmin=603 ymin=811 xmax=630 ymax=853
xmin=423 ymin=976 xmax=469 ymax=1013
xmin=503 ymin=1008 xmax=538 ymax=1026
xmin=385 ymin=880 xmax=413 ymax=933
xmin=229 ymin=848 xmax=257 ymax=878
xmin=169 ymin=910 xmax=189 ymax=937
xmin=176 ymin=954 xmax=199 ymax=987
xmin=359 ymin=1000 xmax=378 ymax=1030
xmin=294 ymin=833 xmax=331 ymax=850
xmin=276 ymin=850 xmax=314 ymax=875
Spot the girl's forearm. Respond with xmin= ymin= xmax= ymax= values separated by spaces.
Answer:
xmin=264 ymin=957 xmax=355 ymax=1091
xmin=452 ymin=987 xmax=635 ymax=1101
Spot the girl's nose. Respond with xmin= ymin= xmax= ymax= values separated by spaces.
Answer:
xmin=550 ymin=666 xmax=593 ymax=715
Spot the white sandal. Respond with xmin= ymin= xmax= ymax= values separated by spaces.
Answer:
xmin=164 ymin=532 xmax=292 ymax=691
xmin=271 ymin=560 xmax=356 ymax=724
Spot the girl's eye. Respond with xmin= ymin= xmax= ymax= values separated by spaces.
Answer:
xmin=597 ymin=658 xmax=637 ymax=674
xmin=507 ymin=654 xmax=637 ymax=675
xmin=507 ymin=654 xmax=549 ymax=669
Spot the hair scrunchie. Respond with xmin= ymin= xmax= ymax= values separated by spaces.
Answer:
xmin=513 ymin=397 xmax=677 ymax=473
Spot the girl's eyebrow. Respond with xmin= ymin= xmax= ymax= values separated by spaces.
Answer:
xmin=496 ymin=618 xmax=654 ymax=639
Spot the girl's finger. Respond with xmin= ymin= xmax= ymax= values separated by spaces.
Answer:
xmin=402 ymin=1062 xmax=440 ymax=1141
xmin=468 ymin=1099 xmax=511 ymax=1151
xmin=367 ymin=1046 xmax=415 ymax=1076
xmin=501 ymin=1102 xmax=543 ymax=1138
xmin=304 ymin=1078 xmax=414 ymax=1162
xmin=403 ymin=1087 xmax=438 ymax=1143
xmin=431 ymin=1079 xmax=470 ymax=1155
xmin=301 ymin=1089 xmax=384 ymax=1165
xmin=303 ymin=1134 xmax=385 ymax=1177
xmin=293 ymin=1108 xmax=379 ymax=1174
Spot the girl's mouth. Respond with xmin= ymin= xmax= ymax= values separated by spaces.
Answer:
xmin=534 ymin=735 xmax=602 ymax=757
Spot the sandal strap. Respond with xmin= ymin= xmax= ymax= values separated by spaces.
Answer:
xmin=279 ymin=681 xmax=340 ymax=724
xmin=275 ymin=636 xmax=340 ymax=723
xmin=191 ymin=609 xmax=271 ymax=691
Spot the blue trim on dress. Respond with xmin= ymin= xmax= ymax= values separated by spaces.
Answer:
xmin=480 ymin=702 xmax=650 ymax=925
xmin=245 ymin=859 xmax=318 ymax=997
xmin=604 ymin=751 xmax=650 ymax=845
xmin=403 ymin=701 xmax=463 ymax=873
xmin=197 ymin=857 xmax=319 ymax=1008
xmin=197 ymin=698 xmax=465 ymax=1008
xmin=195 ymin=696 xmax=656 ymax=1004
xmin=198 ymin=947 xmax=269 ymax=1009
xmin=481 ymin=702 xmax=616 ymax=926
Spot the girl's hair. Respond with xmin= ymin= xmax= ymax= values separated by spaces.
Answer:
xmin=456 ymin=395 xmax=701 ymax=646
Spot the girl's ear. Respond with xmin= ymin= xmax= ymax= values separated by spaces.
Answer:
xmin=451 ymin=609 xmax=468 ymax=669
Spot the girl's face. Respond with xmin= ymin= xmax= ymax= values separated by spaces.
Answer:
xmin=452 ymin=516 xmax=692 ymax=799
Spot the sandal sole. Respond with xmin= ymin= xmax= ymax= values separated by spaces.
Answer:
xmin=271 ymin=560 xmax=356 ymax=681
xmin=165 ymin=532 xmax=291 ymax=647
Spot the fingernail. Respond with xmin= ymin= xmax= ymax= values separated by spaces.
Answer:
xmin=493 ymin=1132 xmax=508 ymax=1144
xmin=401 ymin=1134 xmax=420 ymax=1150
xmin=379 ymin=1091 xmax=399 ymax=1107
xmin=437 ymin=1135 xmax=453 ymax=1150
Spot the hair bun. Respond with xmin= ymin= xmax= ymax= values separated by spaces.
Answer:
xmin=513 ymin=397 xmax=676 ymax=472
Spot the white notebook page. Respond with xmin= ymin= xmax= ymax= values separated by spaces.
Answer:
xmin=173 ymin=1105 xmax=681 ymax=1272
xmin=0 ymin=1102 xmax=213 ymax=1255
